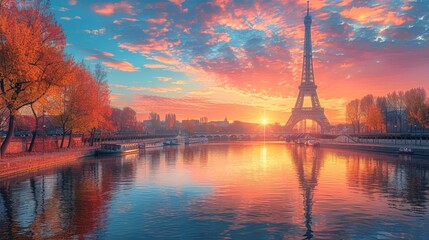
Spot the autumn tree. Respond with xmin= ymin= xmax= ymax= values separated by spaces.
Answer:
xmin=54 ymin=63 xmax=102 ymax=148
xmin=165 ymin=113 xmax=176 ymax=129
xmin=404 ymin=88 xmax=426 ymax=127
xmin=0 ymin=0 xmax=67 ymax=157
xmin=386 ymin=91 xmax=406 ymax=132
xmin=149 ymin=112 xmax=160 ymax=131
xmin=366 ymin=104 xmax=384 ymax=133
xmin=121 ymin=107 xmax=137 ymax=132
xmin=346 ymin=99 xmax=362 ymax=133
xmin=182 ymin=120 xmax=196 ymax=136
xmin=360 ymin=94 xmax=374 ymax=133
xmin=88 ymin=63 xmax=113 ymax=145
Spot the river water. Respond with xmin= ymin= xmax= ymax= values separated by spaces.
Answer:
xmin=1 ymin=142 xmax=428 ymax=239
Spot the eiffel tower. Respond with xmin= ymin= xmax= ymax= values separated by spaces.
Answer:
xmin=285 ymin=1 xmax=331 ymax=133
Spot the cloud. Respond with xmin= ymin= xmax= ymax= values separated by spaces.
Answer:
xmin=68 ymin=0 xmax=77 ymax=6
xmin=92 ymin=1 xmax=135 ymax=16
xmin=113 ymin=17 xmax=139 ymax=24
xmin=59 ymin=7 xmax=69 ymax=12
xmin=172 ymin=80 xmax=185 ymax=85
xmin=207 ymin=32 xmax=231 ymax=45
xmin=340 ymin=6 xmax=413 ymax=26
xmin=74 ymin=16 xmax=81 ymax=19
xmin=111 ymin=84 xmax=181 ymax=93
xmin=156 ymin=77 xmax=172 ymax=82
xmin=85 ymin=27 xmax=106 ymax=35
xmin=102 ymin=51 xmax=114 ymax=57
xmin=103 ymin=61 xmax=140 ymax=72
xmin=144 ymin=64 xmax=170 ymax=69
xmin=152 ymin=55 xmax=180 ymax=65
xmin=119 ymin=38 xmax=181 ymax=55
xmin=85 ymin=55 xmax=98 ymax=60
xmin=61 ymin=17 xmax=71 ymax=21
xmin=113 ymin=34 xmax=122 ymax=40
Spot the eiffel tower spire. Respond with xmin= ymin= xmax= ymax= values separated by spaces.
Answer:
xmin=285 ymin=1 xmax=331 ymax=133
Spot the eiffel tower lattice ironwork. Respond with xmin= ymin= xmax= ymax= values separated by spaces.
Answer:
xmin=285 ymin=1 xmax=331 ymax=133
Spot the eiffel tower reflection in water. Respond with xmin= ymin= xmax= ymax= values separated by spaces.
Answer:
xmin=291 ymin=146 xmax=323 ymax=239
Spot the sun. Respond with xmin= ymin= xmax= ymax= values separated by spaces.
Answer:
xmin=262 ymin=117 xmax=267 ymax=125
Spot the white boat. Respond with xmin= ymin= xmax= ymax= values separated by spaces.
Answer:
xmin=305 ymin=139 xmax=320 ymax=146
xmin=185 ymin=137 xmax=209 ymax=145
xmin=96 ymin=143 xmax=140 ymax=155
xmin=163 ymin=138 xmax=179 ymax=146
xmin=399 ymin=147 xmax=413 ymax=154
xmin=144 ymin=141 xmax=164 ymax=149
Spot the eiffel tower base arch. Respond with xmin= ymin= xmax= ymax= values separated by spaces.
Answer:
xmin=285 ymin=108 xmax=331 ymax=133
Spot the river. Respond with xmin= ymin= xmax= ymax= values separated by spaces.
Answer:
xmin=1 ymin=142 xmax=428 ymax=239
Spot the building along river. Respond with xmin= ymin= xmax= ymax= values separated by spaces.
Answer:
xmin=1 ymin=142 xmax=428 ymax=239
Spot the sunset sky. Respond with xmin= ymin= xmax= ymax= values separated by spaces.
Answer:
xmin=51 ymin=0 xmax=429 ymax=123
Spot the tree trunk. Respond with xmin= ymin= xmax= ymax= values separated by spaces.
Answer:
xmin=28 ymin=106 xmax=39 ymax=152
xmin=90 ymin=128 xmax=95 ymax=146
xmin=60 ymin=131 xmax=66 ymax=148
xmin=67 ymin=130 xmax=72 ymax=148
xmin=1 ymin=111 xmax=16 ymax=158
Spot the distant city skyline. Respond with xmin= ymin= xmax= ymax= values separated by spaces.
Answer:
xmin=51 ymin=0 xmax=429 ymax=123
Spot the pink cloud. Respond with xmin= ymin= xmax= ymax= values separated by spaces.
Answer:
xmin=147 ymin=17 xmax=168 ymax=24
xmin=119 ymin=38 xmax=181 ymax=55
xmin=156 ymin=77 xmax=172 ymax=82
xmin=169 ymin=0 xmax=184 ymax=7
xmin=101 ymin=51 xmax=114 ymax=57
xmin=112 ymin=84 xmax=181 ymax=93
xmin=92 ymin=1 xmax=134 ymax=16
xmin=172 ymin=80 xmax=185 ymax=85
xmin=85 ymin=55 xmax=98 ymax=61
xmin=144 ymin=64 xmax=170 ymax=69
xmin=207 ymin=32 xmax=231 ymax=45
xmin=69 ymin=0 xmax=77 ymax=6
xmin=341 ymin=6 xmax=413 ymax=26
xmin=153 ymin=55 xmax=180 ymax=65
xmin=103 ymin=61 xmax=140 ymax=72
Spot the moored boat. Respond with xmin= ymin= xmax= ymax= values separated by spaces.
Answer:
xmin=399 ymin=147 xmax=413 ymax=154
xmin=163 ymin=138 xmax=179 ymax=146
xmin=305 ymin=139 xmax=320 ymax=146
xmin=96 ymin=143 xmax=140 ymax=155
xmin=144 ymin=141 xmax=164 ymax=148
xmin=185 ymin=137 xmax=209 ymax=145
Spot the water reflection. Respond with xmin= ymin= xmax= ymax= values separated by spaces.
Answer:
xmin=0 ymin=143 xmax=428 ymax=239
xmin=291 ymin=146 xmax=323 ymax=239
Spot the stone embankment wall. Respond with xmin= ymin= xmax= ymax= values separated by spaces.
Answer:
xmin=1 ymin=136 xmax=84 ymax=154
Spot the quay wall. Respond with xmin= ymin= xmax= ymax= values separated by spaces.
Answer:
xmin=320 ymin=141 xmax=429 ymax=156
xmin=0 ymin=148 xmax=95 ymax=178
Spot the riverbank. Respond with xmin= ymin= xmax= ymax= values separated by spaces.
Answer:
xmin=0 ymin=147 xmax=96 ymax=178
xmin=320 ymin=141 xmax=429 ymax=156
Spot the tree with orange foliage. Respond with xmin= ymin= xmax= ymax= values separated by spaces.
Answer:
xmin=0 ymin=0 xmax=67 ymax=157
xmin=365 ymin=104 xmax=384 ymax=133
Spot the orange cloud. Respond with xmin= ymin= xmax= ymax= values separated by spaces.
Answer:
xmin=153 ymin=55 xmax=180 ymax=65
xmin=147 ymin=17 xmax=168 ymax=24
xmin=101 ymin=51 xmax=114 ymax=57
xmin=112 ymin=84 xmax=181 ymax=93
xmin=156 ymin=77 xmax=172 ymax=82
xmin=119 ymin=38 xmax=181 ymax=55
xmin=92 ymin=1 xmax=134 ymax=16
xmin=341 ymin=6 xmax=412 ymax=26
xmin=144 ymin=64 xmax=170 ymax=69
xmin=207 ymin=32 xmax=231 ymax=45
xmin=172 ymin=80 xmax=185 ymax=85
xmin=103 ymin=61 xmax=139 ymax=72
